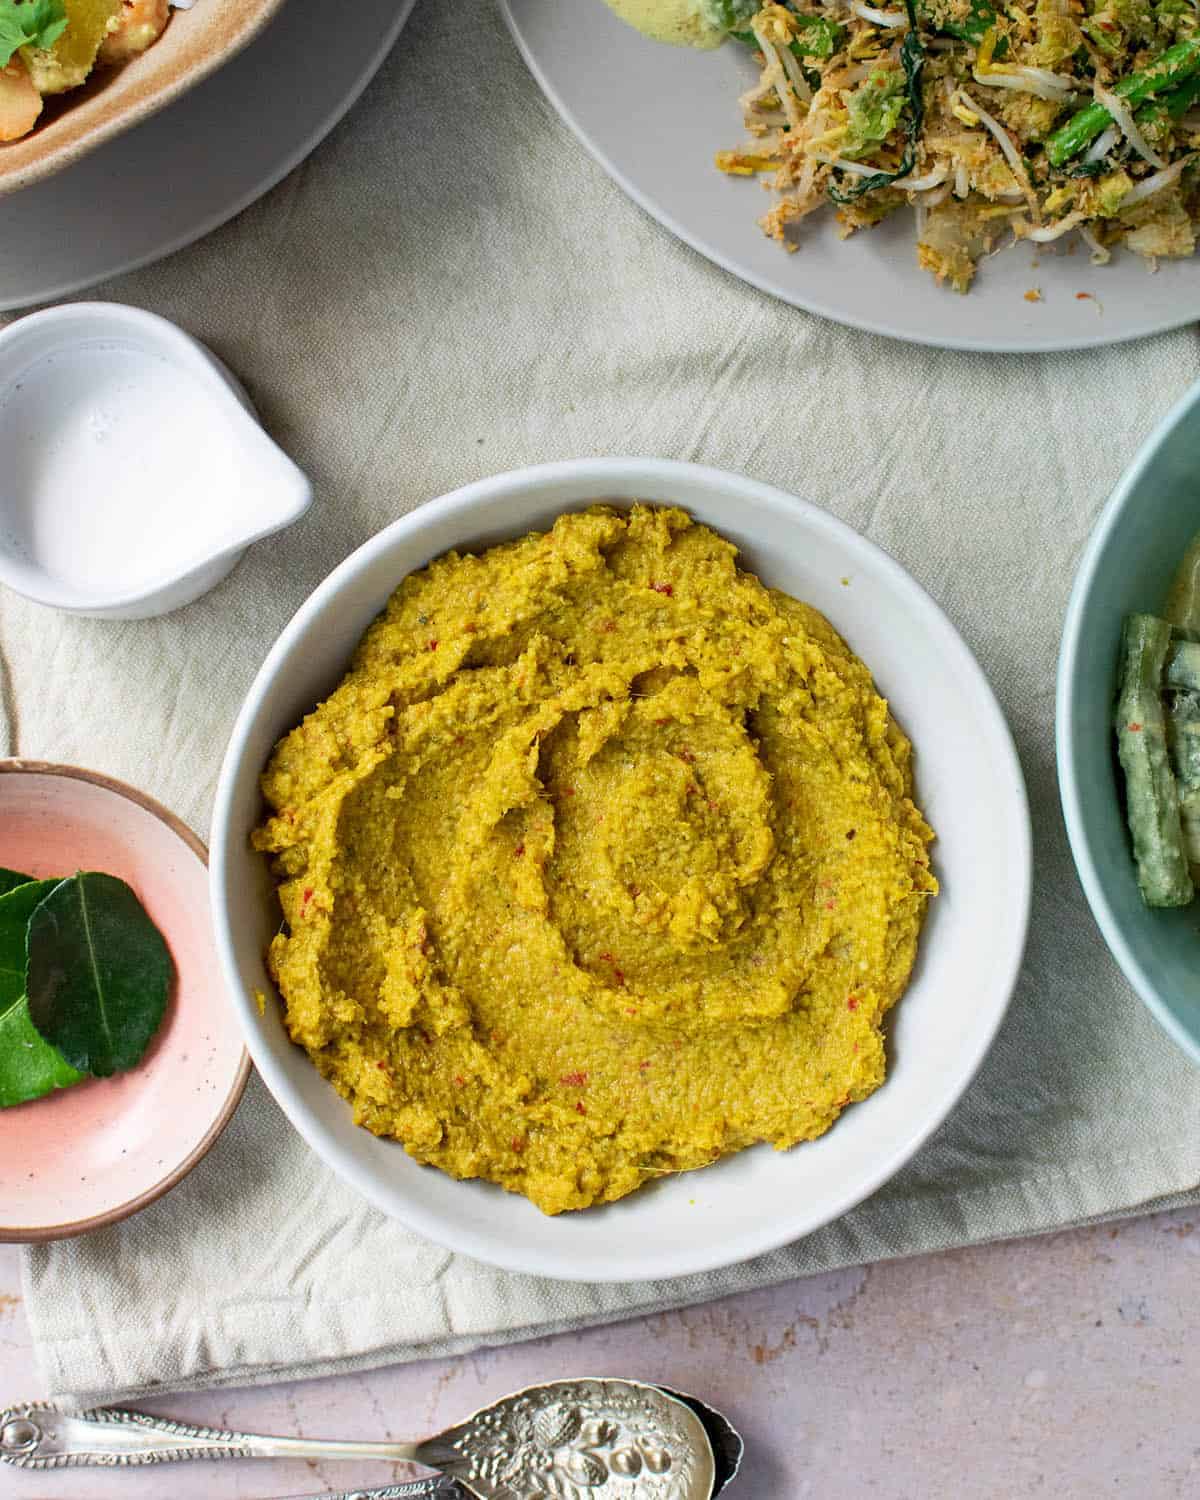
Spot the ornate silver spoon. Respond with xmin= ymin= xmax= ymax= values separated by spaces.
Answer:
xmin=0 ymin=1376 xmax=743 ymax=1498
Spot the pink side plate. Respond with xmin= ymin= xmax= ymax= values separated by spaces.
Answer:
xmin=0 ymin=761 xmax=250 ymax=1243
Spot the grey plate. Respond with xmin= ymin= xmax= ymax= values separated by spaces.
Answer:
xmin=502 ymin=0 xmax=1200 ymax=352
xmin=0 ymin=0 xmax=416 ymax=312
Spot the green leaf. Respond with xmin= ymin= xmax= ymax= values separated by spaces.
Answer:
xmin=840 ymin=67 xmax=908 ymax=160
xmin=828 ymin=5 xmax=926 ymax=204
xmin=0 ymin=867 xmax=33 ymax=899
xmin=0 ymin=879 xmax=85 ymax=1109
xmin=788 ymin=15 xmax=844 ymax=59
xmin=27 ymin=872 xmax=173 ymax=1078
xmin=0 ymin=0 xmax=69 ymax=69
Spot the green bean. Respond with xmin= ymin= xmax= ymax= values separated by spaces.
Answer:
xmin=1066 ymin=77 xmax=1198 ymax=173
xmin=1138 ymin=73 xmax=1200 ymax=129
xmin=1115 ymin=613 xmax=1194 ymax=907
xmin=1167 ymin=687 xmax=1200 ymax=867
xmin=1046 ymin=38 xmax=1200 ymax=166
xmin=1165 ymin=639 xmax=1200 ymax=692
xmin=1164 ymin=528 xmax=1200 ymax=633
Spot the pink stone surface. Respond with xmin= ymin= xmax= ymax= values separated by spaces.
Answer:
xmin=2 ymin=1212 xmax=1198 ymax=1496
xmin=0 ymin=769 xmax=247 ymax=1238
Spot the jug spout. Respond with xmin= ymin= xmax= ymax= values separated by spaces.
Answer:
xmin=235 ymin=428 xmax=314 ymax=543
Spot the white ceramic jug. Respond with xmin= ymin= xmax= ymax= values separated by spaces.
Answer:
xmin=0 ymin=302 xmax=312 ymax=620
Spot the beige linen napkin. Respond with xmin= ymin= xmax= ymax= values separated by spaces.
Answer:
xmin=7 ymin=0 xmax=1200 ymax=1404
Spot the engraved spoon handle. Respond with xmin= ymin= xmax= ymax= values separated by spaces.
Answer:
xmin=0 ymin=1405 xmax=422 ymax=1469
xmin=263 ymin=1486 xmax=464 ymax=1499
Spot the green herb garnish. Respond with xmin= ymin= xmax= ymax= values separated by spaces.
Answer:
xmin=0 ymin=0 xmax=68 ymax=70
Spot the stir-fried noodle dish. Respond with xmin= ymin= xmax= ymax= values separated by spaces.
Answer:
xmin=709 ymin=0 xmax=1200 ymax=289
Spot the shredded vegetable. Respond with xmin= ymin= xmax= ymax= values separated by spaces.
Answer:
xmin=711 ymin=0 xmax=1200 ymax=289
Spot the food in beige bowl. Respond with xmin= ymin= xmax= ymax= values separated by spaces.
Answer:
xmin=0 ymin=0 xmax=286 ymax=194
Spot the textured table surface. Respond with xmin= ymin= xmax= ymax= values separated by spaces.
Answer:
xmin=3 ymin=1211 xmax=1198 ymax=1498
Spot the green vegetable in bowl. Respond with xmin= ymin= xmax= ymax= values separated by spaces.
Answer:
xmin=1166 ymin=687 xmax=1200 ymax=866
xmin=1164 ymin=528 xmax=1200 ymax=631
xmin=1115 ymin=613 xmax=1193 ymax=907
xmin=1165 ymin=638 xmax=1200 ymax=689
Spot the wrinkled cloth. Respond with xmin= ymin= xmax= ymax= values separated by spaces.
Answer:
xmin=8 ymin=0 xmax=1200 ymax=1405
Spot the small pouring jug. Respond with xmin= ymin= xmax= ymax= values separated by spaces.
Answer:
xmin=0 ymin=302 xmax=313 ymax=620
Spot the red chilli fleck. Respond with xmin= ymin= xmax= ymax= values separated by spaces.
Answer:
xmin=453 ymin=1074 xmax=466 ymax=1087
xmin=598 ymin=951 xmax=627 ymax=987
xmin=514 ymin=843 xmax=525 ymax=857
xmin=651 ymin=582 xmax=674 ymax=596
xmin=1127 ymin=722 xmax=1143 ymax=732
xmin=847 ymin=995 xmax=859 ymax=1011
xmin=560 ymin=1071 xmax=589 ymax=1088
xmin=427 ymin=639 xmax=439 ymax=651
xmin=575 ymin=1100 xmax=587 ymax=1116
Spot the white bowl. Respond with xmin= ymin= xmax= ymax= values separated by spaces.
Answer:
xmin=211 ymin=459 xmax=1031 ymax=1282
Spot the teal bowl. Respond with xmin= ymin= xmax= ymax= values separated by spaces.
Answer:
xmin=1058 ymin=380 xmax=1200 ymax=1065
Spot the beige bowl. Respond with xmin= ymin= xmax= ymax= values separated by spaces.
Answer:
xmin=0 ymin=0 xmax=287 ymax=197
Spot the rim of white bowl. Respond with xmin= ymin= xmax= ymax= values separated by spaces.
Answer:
xmin=211 ymin=458 xmax=1032 ymax=1280
xmin=1056 ymin=380 xmax=1200 ymax=1067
